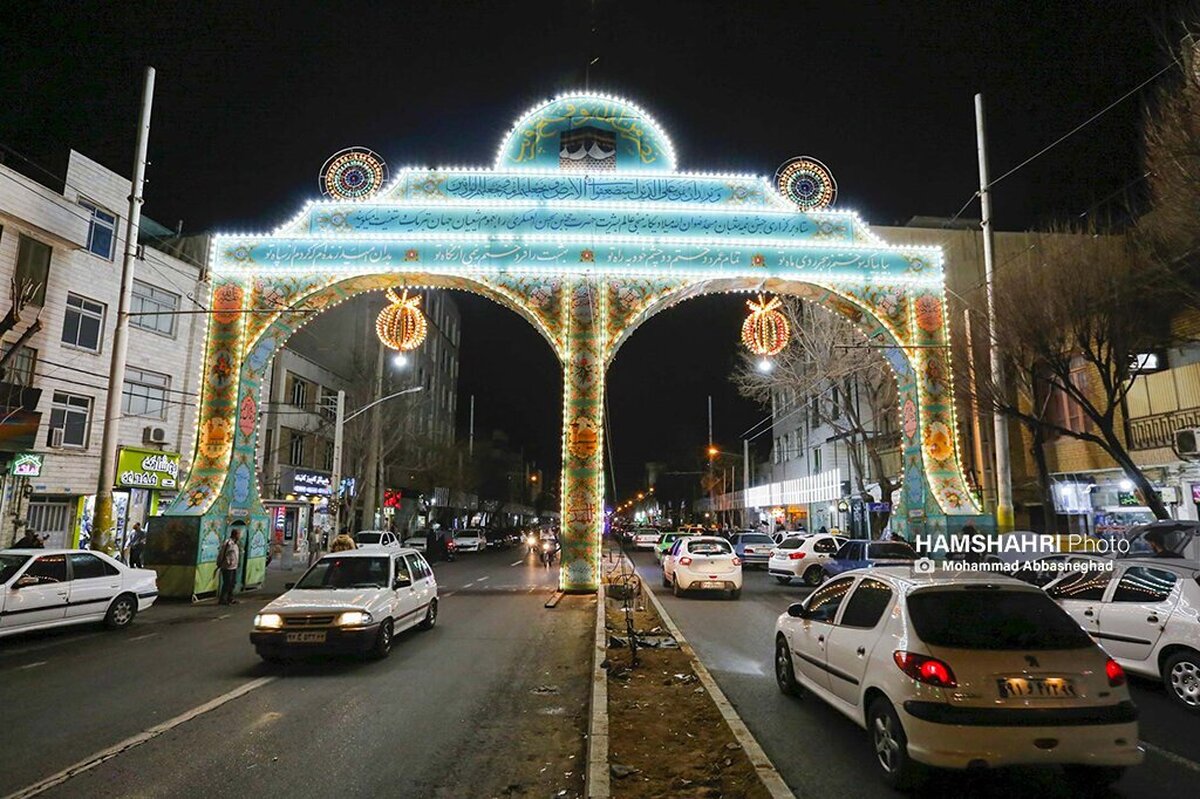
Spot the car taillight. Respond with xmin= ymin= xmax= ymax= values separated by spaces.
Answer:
xmin=788 ymin=552 xmax=806 ymax=560
xmin=678 ymin=556 xmax=693 ymax=566
xmin=732 ymin=557 xmax=742 ymax=566
xmin=1105 ymin=657 xmax=1126 ymax=687
xmin=893 ymin=651 xmax=957 ymax=687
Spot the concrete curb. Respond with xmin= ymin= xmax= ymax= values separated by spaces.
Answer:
xmin=639 ymin=563 xmax=796 ymax=799
xmin=585 ymin=583 xmax=611 ymax=799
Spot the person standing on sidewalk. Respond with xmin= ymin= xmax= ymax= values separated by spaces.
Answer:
xmin=218 ymin=528 xmax=242 ymax=605
xmin=127 ymin=522 xmax=146 ymax=568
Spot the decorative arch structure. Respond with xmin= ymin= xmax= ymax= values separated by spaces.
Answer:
xmin=163 ymin=93 xmax=987 ymax=595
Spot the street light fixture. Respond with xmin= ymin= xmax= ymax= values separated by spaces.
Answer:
xmin=393 ymin=352 xmax=409 ymax=369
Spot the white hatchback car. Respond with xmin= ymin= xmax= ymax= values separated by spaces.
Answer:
xmin=452 ymin=529 xmax=486 ymax=553
xmin=251 ymin=549 xmax=437 ymax=662
xmin=631 ymin=528 xmax=661 ymax=550
xmin=768 ymin=534 xmax=847 ymax=586
xmin=1047 ymin=557 xmax=1200 ymax=711
xmin=353 ymin=530 xmax=403 ymax=550
xmin=661 ymin=536 xmax=742 ymax=599
xmin=774 ymin=569 xmax=1142 ymax=789
xmin=0 ymin=549 xmax=158 ymax=638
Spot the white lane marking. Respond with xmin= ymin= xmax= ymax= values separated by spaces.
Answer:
xmin=442 ymin=591 xmax=456 ymax=597
xmin=1143 ymin=740 xmax=1200 ymax=773
xmin=212 ymin=614 xmax=230 ymax=621
xmin=128 ymin=633 xmax=158 ymax=642
xmin=477 ymin=576 xmax=489 ymax=582
xmin=510 ymin=560 xmax=524 ymax=567
xmin=17 ymin=661 xmax=47 ymax=670
xmin=3 ymin=675 xmax=277 ymax=799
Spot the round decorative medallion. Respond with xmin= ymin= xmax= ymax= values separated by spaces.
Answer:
xmin=775 ymin=156 xmax=837 ymax=211
xmin=320 ymin=147 xmax=389 ymax=201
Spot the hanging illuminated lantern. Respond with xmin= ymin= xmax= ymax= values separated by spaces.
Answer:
xmin=741 ymin=294 xmax=790 ymax=356
xmin=375 ymin=288 xmax=428 ymax=352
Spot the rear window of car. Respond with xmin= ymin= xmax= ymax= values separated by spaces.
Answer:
xmin=661 ymin=534 xmax=679 ymax=544
xmin=688 ymin=540 xmax=733 ymax=556
xmin=355 ymin=533 xmax=382 ymax=544
xmin=869 ymin=542 xmax=916 ymax=560
xmin=777 ymin=538 xmax=801 ymax=550
xmin=907 ymin=588 xmax=1093 ymax=650
xmin=740 ymin=535 xmax=774 ymax=544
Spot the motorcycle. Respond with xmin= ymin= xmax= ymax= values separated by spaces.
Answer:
xmin=540 ymin=539 xmax=558 ymax=568
xmin=527 ymin=533 xmax=540 ymax=554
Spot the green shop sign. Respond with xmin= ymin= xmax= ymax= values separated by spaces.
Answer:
xmin=116 ymin=447 xmax=181 ymax=490
xmin=9 ymin=452 xmax=44 ymax=477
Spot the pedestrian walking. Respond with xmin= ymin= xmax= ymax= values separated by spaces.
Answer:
xmin=128 ymin=522 xmax=145 ymax=568
xmin=14 ymin=529 xmax=43 ymax=548
xmin=217 ymin=527 xmax=242 ymax=605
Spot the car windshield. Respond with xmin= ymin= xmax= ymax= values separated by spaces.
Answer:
xmin=740 ymin=534 xmax=774 ymax=544
xmin=688 ymin=540 xmax=732 ymax=556
xmin=869 ymin=542 xmax=916 ymax=560
xmin=296 ymin=556 xmax=389 ymax=589
xmin=0 ymin=553 xmax=30 ymax=583
xmin=908 ymin=588 xmax=1093 ymax=650
xmin=355 ymin=533 xmax=382 ymax=544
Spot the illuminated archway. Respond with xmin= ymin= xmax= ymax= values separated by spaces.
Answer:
xmin=162 ymin=93 xmax=986 ymax=596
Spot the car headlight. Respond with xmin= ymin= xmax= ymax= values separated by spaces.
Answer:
xmin=254 ymin=613 xmax=284 ymax=629
xmin=335 ymin=610 xmax=373 ymax=627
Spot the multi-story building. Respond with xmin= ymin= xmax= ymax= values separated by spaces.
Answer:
xmin=0 ymin=151 xmax=207 ymax=548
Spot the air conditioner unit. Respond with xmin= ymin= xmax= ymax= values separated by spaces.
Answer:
xmin=1177 ymin=428 xmax=1200 ymax=456
xmin=49 ymin=427 xmax=64 ymax=448
xmin=143 ymin=426 xmax=168 ymax=445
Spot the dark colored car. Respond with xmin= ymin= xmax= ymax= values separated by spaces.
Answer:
xmin=821 ymin=539 xmax=917 ymax=579
xmin=729 ymin=532 xmax=776 ymax=568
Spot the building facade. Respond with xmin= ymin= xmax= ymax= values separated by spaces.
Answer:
xmin=0 ymin=151 xmax=206 ymax=548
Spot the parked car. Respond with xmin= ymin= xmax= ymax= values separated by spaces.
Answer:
xmin=1010 ymin=553 xmax=1109 ymax=587
xmin=730 ymin=532 xmax=777 ymax=569
xmin=661 ymin=536 xmax=742 ymax=599
xmin=630 ymin=528 xmax=661 ymax=551
xmin=771 ymin=529 xmax=808 ymax=545
xmin=452 ymin=529 xmax=486 ymax=553
xmin=354 ymin=530 xmax=403 ymax=550
xmin=768 ymin=534 xmax=848 ymax=586
xmin=0 ymin=549 xmax=158 ymax=638
xmin=1046 ymin=557 xmax=1200 ymax=711
xmin=402 ymin=532 xmax=457 ymax=559
xmin=654 ymin=530 xmax=699 ymax=563
xmin=1115 ymin=520 xmax=1199 ymax=561
xmin=251 ymin=549 xmax=437 ymax=662
xmin=821 ymin=540 xmax=917 ymax=581
xmin=774 ymin=569 xmax=1142 ymax=788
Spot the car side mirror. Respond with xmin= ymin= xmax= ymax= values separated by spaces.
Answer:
xmin=787 ymin=603 xmax=809 ymax=619
xmin=394 ymin=576 xmax=412 ymax=589
xmin=284 ymin=582 xmax=295 ymax=590
xmin=12 ymin=575 xmax=38 ymax=589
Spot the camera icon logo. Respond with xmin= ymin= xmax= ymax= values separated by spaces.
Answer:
xmin=913 ymin=558 xmax=936 ymax=575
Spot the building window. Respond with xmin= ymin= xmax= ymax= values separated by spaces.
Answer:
xmin=318 ymin=387 xmax=338 ymax=420
xmin=61 ymin=293 xmax=106 ymax=352
xmin=811 ymin=394 xmax=821 ymax=425
xmin=48 ymin=391 xmax=92 ymax=448
xmin=78 ymin=199 xmax=117 ymax=260
xmin=0 ymin=344 xmax=36 ymax=386
xmin=813 ymin=447 xmax=822 ymax=473
xmin=287 ymin=429 xmax=305 ymax=466
xmin=323 ymin=440 xmax=335 ymax=471
xmin=288 ymin=373 xmax=310 ymax=408
xmin=15 ymin=234 xmax=51 ymax=306
xmin=130 ymin=280 xmax=179 ymax=336
xmin=263 ymin=428 xmax=274 ymax=463
xmin=122 ymin=367 xmax=170 ymax=419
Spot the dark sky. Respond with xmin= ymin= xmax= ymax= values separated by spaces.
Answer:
xmin=0 ymin=1 xmax=1180 ymax=501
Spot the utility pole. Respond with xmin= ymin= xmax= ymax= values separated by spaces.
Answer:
xmin=329 ymin=389 xmax=345 ymax=540
xmin=743 ymin=437 xmax=751 ymax=529
xmin=468 ymin=394 xmax=475 ymax=458
xmin=975 ymin=93 xmax=1014 ymax=532
xmin=361 ymin=339 xmax=385 ymax=530
xmin=94 ymin=67 xmax=155 ymax=554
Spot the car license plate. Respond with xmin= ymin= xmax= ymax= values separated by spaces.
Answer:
xmin=285 ymin=631 xmax=326 ymax=644
xmin=701 ymin=581 xmax=724 ymax=589
xmin=997 ymin=677 xmax=1076 ymax=698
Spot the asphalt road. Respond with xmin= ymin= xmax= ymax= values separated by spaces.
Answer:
xmin=0 ymin=547 xmax=591 ymax=799
xmin=625 ymin=547 xmax=1200 ymax=798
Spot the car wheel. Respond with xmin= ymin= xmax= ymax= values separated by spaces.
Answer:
xmin=774 ymin=635 xmax=801 ymax=696
xmin=729 ymin=588 xmax=741 ymax=600
xmin=662 ymin=571 xmax=671 ymax=588
xmin=104 ymin=593 xmax=138 ymax=629
xmin=774 ymin=575 xmax=791 ymax=585
xmin=803 ymin=566 xmax=824 ymax=587
xmin=868 ymin=697 xmax=920 ymax=789
xmin=1061 ymin=765 xmax=1126 ymax=788
xmin=1164 ymin=650 xmax=1200 ymax=712
xmin=417 ymin=599 xmax=438 ymax=631
xmin=370 ymin=619 xmax=394 ymax=659
xmin=673 ymin=576 xmax=684 ymax=597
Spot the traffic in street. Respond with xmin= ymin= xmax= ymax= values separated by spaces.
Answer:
xmin=623 ymin=544 xmax=1200 ymax=797
xmin=0 ymin=548 xmax=590 ymax=799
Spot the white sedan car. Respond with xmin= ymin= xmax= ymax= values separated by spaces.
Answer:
xmin=775 ymin=569 xmax=1142 ymax=789
xmin=1048 ymin=557 xmax=1200 ymax=712
xmin=0 ymin=548 xmax=158 ymax=638
xmin=768 ymin=534 xmax=847 ymax=586
xmin=661 ymin=536 xmax=742 ymax=599
xmin=630 ymin=528 xmax=661 ymax=550
xmin=353 ymin=530 xmax=403 ymax=550
xmin=251 ymin=549 xmax=437 ymax=662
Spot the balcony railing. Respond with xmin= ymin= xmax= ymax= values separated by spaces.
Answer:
xmin=1128 ymin=408 xmax=1200 ymax=451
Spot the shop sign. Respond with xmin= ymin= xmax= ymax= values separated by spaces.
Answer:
xmin=292 ymin=469 xmax=332 ymax=496
xmin=867 ymin=502 xmax=891 ymax=512
xmin=116 ymin=447 xmax=180 ymax=489
xmin=8 ymin=452 xmax=43 ymax=477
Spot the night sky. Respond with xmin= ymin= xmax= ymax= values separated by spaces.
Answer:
xmin=0 ymin=1 xmax=1178 ymax=500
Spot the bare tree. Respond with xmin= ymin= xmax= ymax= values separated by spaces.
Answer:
xmin=733 ymin=299 xmax=900 ymax=535
xmin=961 ymin=227 xmax=1175 ymax=519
